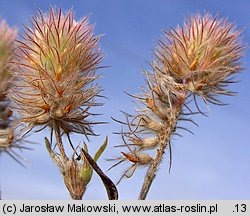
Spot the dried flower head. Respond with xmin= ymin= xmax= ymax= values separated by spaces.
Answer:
xmin=156 ymin=13 xmax=243 ymax=106
xmin=9 ymin=7 xmax=102 ymax=137
xmin=108 ymin=139 xmax=153 ymax=185
xmin=0 ymin=127 xmax=31 ymax=165
xmin=110 ymin=70 xmax=185 ymax=183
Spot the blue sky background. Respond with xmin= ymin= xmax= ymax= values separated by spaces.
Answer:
xmin=0 ymin=0 xmax=249 ymax=200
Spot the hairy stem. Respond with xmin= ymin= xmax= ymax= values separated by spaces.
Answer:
xmin=54 ymin=121 xmax=68 ymax=164
xmin=139 ymin=108 xmax=181 ymax=200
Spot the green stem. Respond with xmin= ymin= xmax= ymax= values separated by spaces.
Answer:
xmin=54 ymin=121 xmax=68 ymax=164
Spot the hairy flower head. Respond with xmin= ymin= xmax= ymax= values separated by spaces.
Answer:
xmin=0 ymin=19 xmax=26 ymax=164
xmin=0 ymin=19 xmax=16 ymax=96
xmin=156 ymin=13 xmax=243 ymax=104
xmin=110 ymin=13 xmax=244 ymax=185
xmin=9 ymin=7 xmax=102 ymax=136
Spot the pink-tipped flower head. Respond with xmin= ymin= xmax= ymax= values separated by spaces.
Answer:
xmin=0 ymin=19 xmax=16 ymax=127
xmin=9 ymin=7 xmax=102 ymax=136
xmin=0 ymin=19 xmax=24 ymax=163
xmin=0 ymin=19 xmax=16 ymax=97
xmin=156 ymin=13 xmax=243 ymax=105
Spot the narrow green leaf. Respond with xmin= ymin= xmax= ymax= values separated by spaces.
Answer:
xmin=94 ymin=136 xmax=108 ymax=162
xmin=83 ymin=142 xmax=88 ymax=153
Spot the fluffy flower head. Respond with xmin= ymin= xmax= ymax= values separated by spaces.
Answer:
xmin=156 ymin=13 xmax=243 ymax=103
xmin=0 ymin=19 xmax=16 ymax=96
xmin=9 ymin=7 xmax=102 ymax=135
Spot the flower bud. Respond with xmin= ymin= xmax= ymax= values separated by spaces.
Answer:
xmin=63 ymin=152 xmax=87 ymax=200
xmin=130 ymin=136 xmax=159 ymax=149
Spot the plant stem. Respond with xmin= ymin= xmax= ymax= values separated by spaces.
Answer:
xmin=54 ymin=121 xmax=68 ymax=164
xmin=138 ymin=108 xmax=181 ymax=200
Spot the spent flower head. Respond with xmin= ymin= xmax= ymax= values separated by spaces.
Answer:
xmin=9 ymin=7 xmax=103 ymax=137
xmin=0 ymin=127 xmax=32 ymax=165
